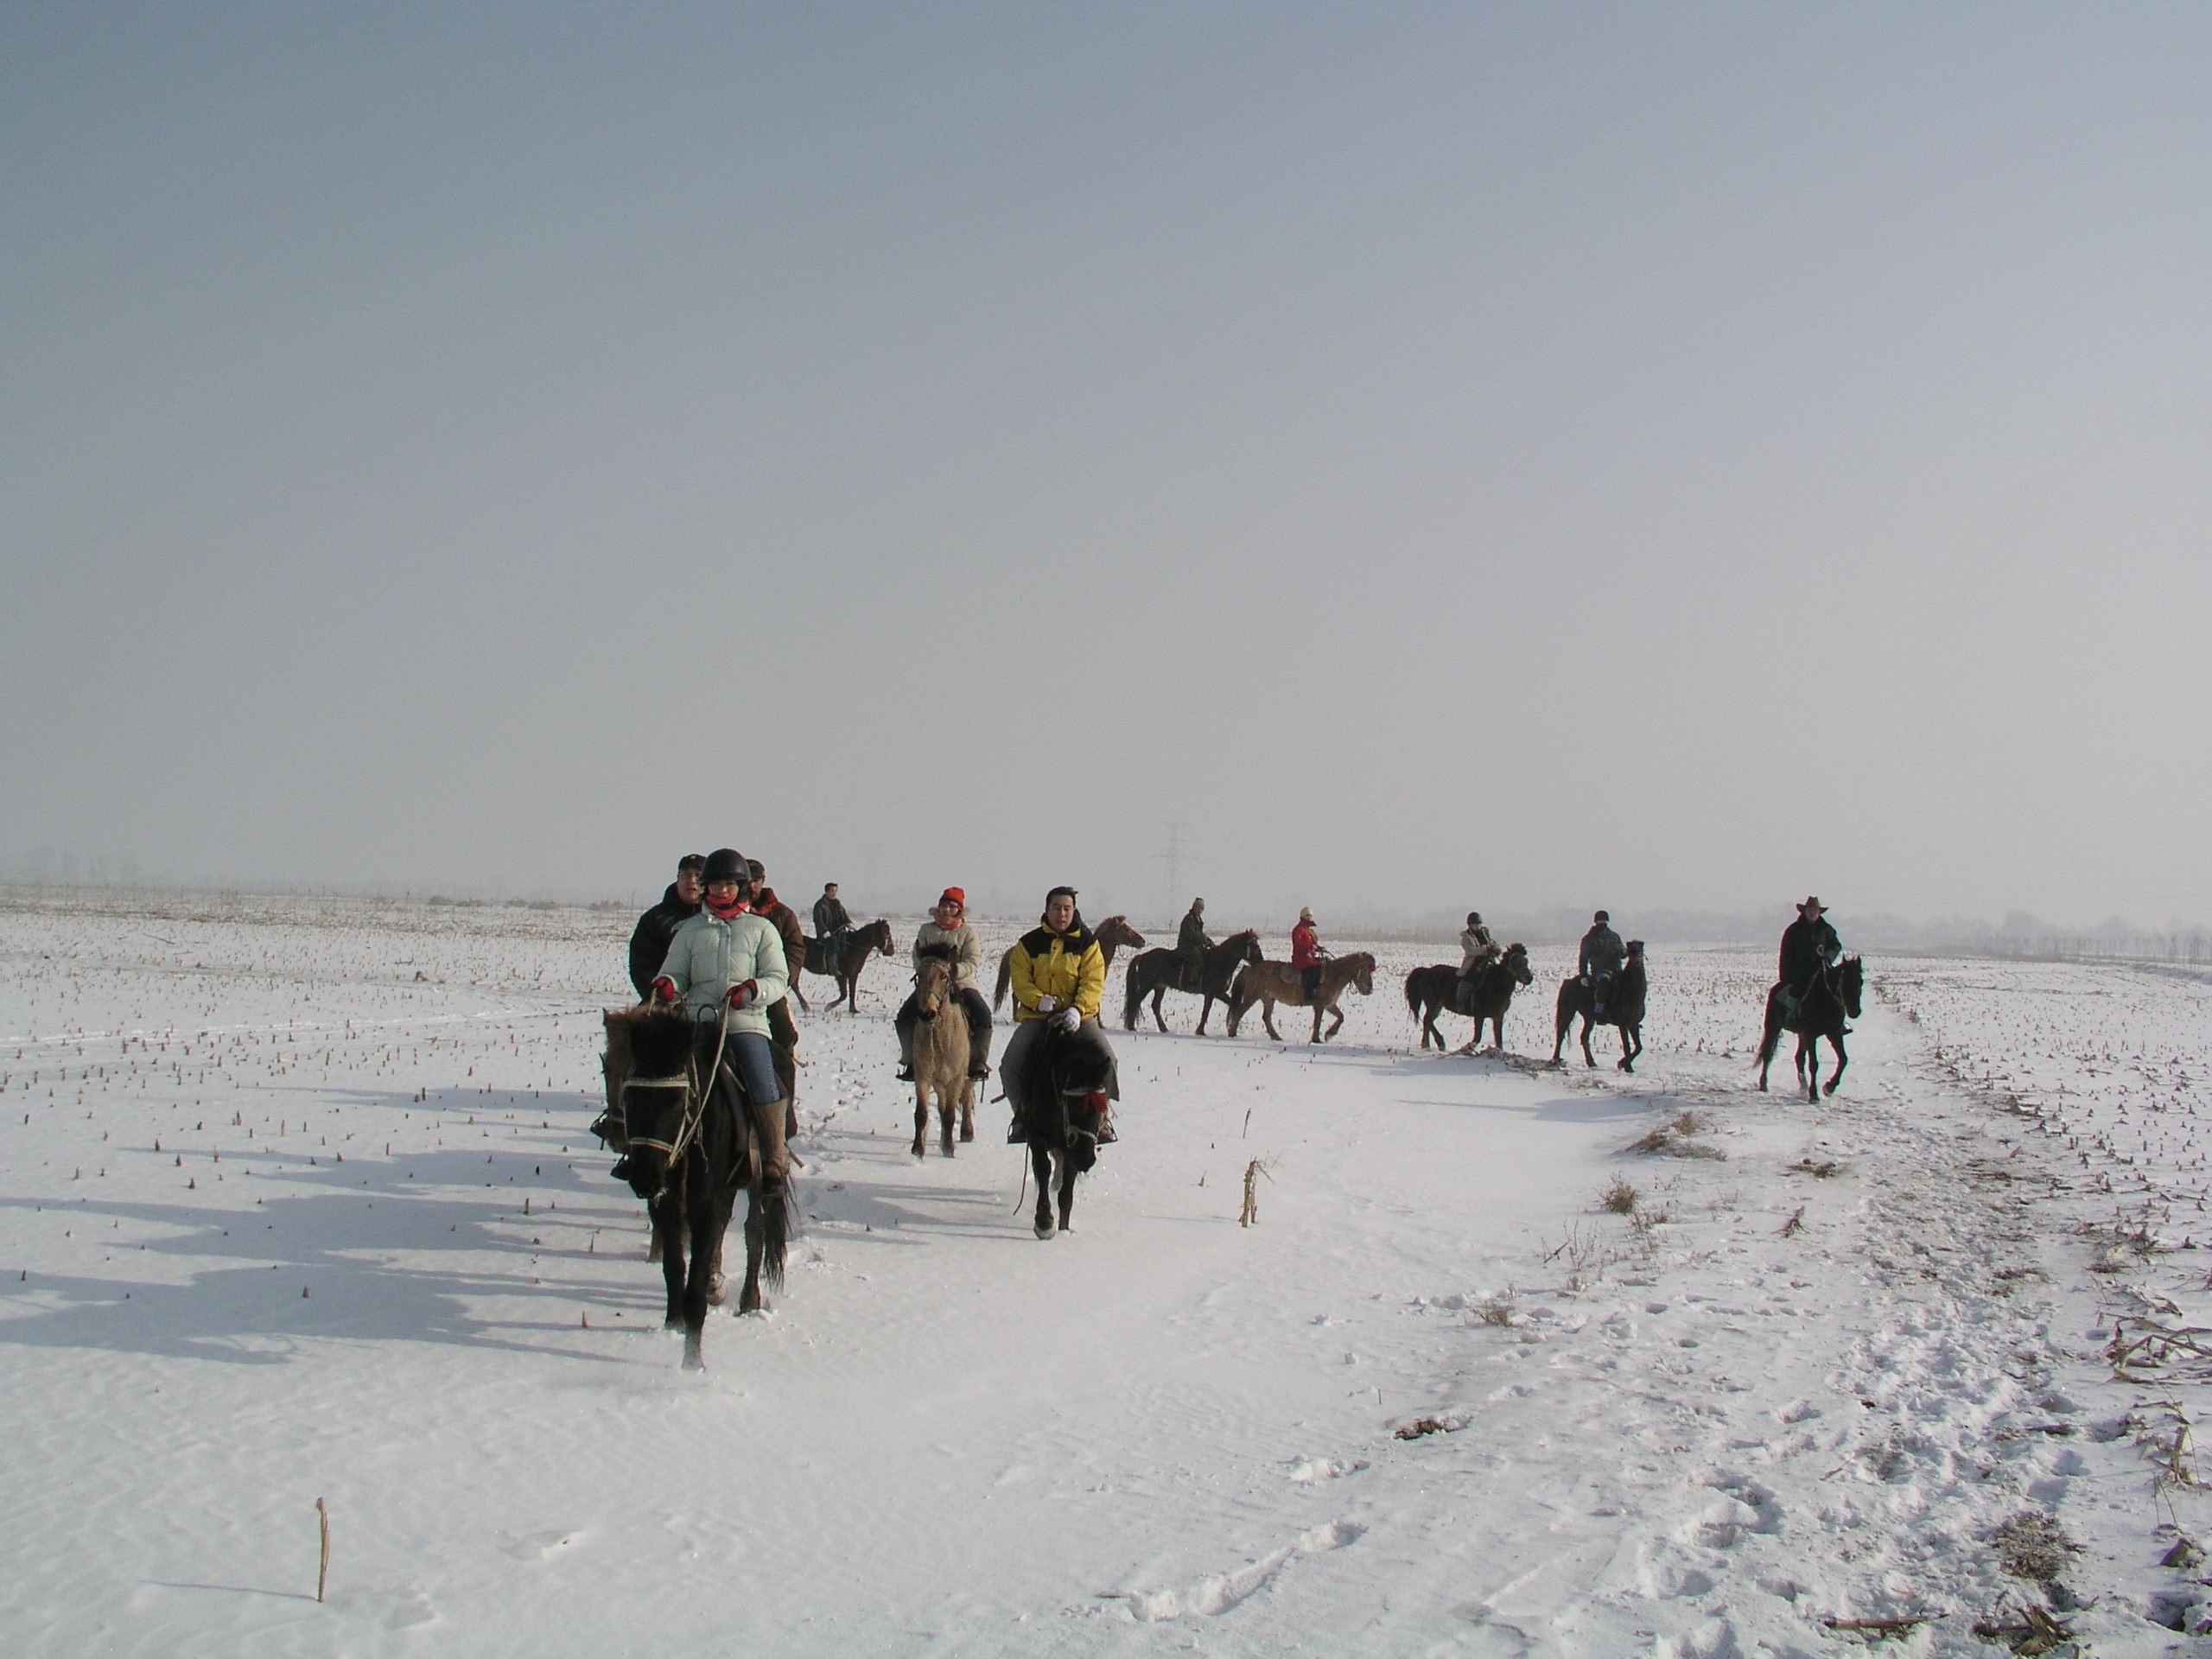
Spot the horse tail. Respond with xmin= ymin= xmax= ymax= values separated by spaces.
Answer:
xmin=755 ymin=1177 xmax=794 ymax=1294
xmin=1122 ymin=957 xmax=1142 ymax=1031
xmin=993 ymin=951 xmax=1012 ymax=1014
xmin=1403 ymin=969 xmax=1423 ymax=1019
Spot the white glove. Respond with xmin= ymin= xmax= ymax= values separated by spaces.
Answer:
xmin=1054 ymin=1007 xmax=1081 ymax=1034
xmin=1034 ymin=995 xmax=1058 ymax=1014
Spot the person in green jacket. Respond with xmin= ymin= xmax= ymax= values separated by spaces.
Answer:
xmin=1176 ymin=899 xmax=1212 ymax=990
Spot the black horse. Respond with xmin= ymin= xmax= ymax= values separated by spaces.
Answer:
xmin=1020 ymin=1021 xmax=1116 ymax=1241
xmin=1122 ymin=930 xmax=1265 ymax=1034
xmin=613 ymin=1008 xmax=793 ymax=1369
xmin=802 ymin=918 xmax=896 ymax=1013
xmin=1757 ymin=956 xmax=1864 ymax=1101
xmin=1403 ymin=944 xmax=1533 ymax=1053
xmin=1551 ymin=941 xmax=1648 ymax=1071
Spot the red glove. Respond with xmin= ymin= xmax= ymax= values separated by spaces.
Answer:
xmin=727 ymin=980 xmax=758 ymax=1010
xmin=651 ymin=977 xmax=678 ymax=1005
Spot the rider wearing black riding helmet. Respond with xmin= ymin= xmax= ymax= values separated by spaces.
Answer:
xmin=1578 ymin=910 xmax=1625 ymax=1017
xmin=649 ymin=848 xmax=793 ymax=1190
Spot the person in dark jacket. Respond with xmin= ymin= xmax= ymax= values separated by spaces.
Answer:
xmin=1176 ymin=899 xmax=1212 ymax=989
xmin=749 ymin=860 xmax=805 ymax=1136
xmin=813 ymin=883 xmax=851 ymax=940
xmin=627 ymin=854 xmax=706 ymax=1001
xmin=1578 ymin=910 xmax=1625 ymax=1015
xmin=1777 ymin=896 xmax=1842 ymax=1013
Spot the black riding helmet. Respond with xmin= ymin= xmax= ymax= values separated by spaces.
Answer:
xmin=702 ymin=848 xmax=751 ymax=888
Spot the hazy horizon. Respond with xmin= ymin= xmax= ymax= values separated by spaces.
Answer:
xmin=5 ymin=5 xmax=2206 ymax=931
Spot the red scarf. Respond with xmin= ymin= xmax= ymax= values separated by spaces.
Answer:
xmin=707 ymin=894 xmax=753 ymax=920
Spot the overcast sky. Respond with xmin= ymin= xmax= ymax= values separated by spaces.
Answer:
xmin=3 ymin=3 xmax=2206 ymax=926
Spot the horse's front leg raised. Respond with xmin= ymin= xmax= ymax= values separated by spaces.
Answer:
xmin=1823 ymin=1034 xmax=1848 ymax=1097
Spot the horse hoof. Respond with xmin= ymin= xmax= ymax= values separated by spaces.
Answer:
xmin=959 ymin=1126 xmax=974 ymax=1142
xmin=1034 ymin=1222 xmax=1057 ymax=1241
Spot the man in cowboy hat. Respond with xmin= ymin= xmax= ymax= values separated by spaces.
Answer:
xmin=1578 ymin=910 xmax=1625 ymax=1016
xmin=1777 ymin=896 xmax=1842 ymax=1020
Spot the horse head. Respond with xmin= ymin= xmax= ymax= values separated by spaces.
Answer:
xmin=913 ymin=949 xmax=954 ymax=1017
xmin=1837 ymin=955 xmax=1864 ymax=1020
xmin=613 ymin=1008 xmax=696 ymax=1197
xmin=1097 ymin=916 xmax=1147 ymax=951
xmin=871 ymin=919 xmax=897 ymax=957
xmin=1349 ymin=952 xmax=1376 ymax=996
xmin=1502 ymin=943 xmax=1534 ymax=987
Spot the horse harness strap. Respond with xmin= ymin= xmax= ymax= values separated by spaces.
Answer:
xmin=620 ymin=1072 xmax=690 ymax=1154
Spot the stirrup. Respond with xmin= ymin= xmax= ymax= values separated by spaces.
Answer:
xmin=895 ymin=1064 xmax=914 ymax=1083
xmin=968 ymin=1062 xmax=991 ymax=1081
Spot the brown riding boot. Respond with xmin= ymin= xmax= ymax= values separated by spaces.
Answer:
xmin=751 ymin=1096 xmax=791 ymax=1191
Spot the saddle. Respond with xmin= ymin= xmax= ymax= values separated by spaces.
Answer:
xmin=804 ymin=937 xmax=837 ymax=976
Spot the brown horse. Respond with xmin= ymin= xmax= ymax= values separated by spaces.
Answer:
xmin=908 ymin=952 xmax=976 ymax=1157
xmin=1403 ymin=944 xmax=1533 ymax=1053
xmin=1226 ymin=952 xmax=1376 ymax=1042
xmin=992 ymin=916 xmax=1147 ymax=1011
xmin=1122 ymin=930 xmax=1264 ymax=1033
xmin=801 ymin=918 xmax=897 ymax=1012
xmin=1551 ymin=942 xmax=1647 ymax=1071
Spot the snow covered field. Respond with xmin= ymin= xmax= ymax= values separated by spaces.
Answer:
xmin=4 ymin=889 xmax=2209 ymax=1656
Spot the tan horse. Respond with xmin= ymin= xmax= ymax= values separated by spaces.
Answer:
xmin=908 ymin=953 xmax=976 ymax=1157
xmin=1226 ymin=952 xmax=1377 ymax=1042
xmin=991 ymin=916 xmax=1147 ymax=1011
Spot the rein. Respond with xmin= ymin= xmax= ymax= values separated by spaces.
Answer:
xmin=641 ymin=1005 xmax=729 ymax=1199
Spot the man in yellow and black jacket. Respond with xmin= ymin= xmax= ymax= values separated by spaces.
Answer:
xmin=1001 ymin=885 xmax=1121 ymax=1141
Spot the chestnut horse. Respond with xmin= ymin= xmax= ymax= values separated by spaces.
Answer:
xmin=1226 ymin=952 xmax=1376 ymax=1043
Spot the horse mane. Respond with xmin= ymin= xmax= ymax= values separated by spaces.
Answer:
xmin=915 ymin=941 xmax=955 ymax=963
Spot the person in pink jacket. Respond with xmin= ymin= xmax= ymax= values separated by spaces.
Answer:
xmin=1290 ymin=906 xmax=1327 ymax=1001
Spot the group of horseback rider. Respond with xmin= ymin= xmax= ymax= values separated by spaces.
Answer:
xmin=629 ymin=855 xmax=1122 ymax=1149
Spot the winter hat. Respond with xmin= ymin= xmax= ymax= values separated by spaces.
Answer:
xmin=1299 ymin=907 xmax=1315 ymax=923
xmin=938 ymin=887 xmax=966 ymax=909
xmin=1594 ymin=911 xmax=1610 ymax=924
xmin=747 ymin=859 xmax=766 ymax=882
xmin=702 ymin=849 xmax=748 ymax=887
xmin=677 ymin=853 xmax=707 ymax=874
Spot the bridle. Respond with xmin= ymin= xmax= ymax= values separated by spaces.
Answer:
xmin=624 ymin=1003 xmax=730 ymax=1203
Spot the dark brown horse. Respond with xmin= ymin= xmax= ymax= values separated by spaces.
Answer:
xmin=602 ymin=1007 xmax=791 ymax=1370
xmin=1122 ymin=930 xmax=1264 ymax=1033
xmin=1017 ymin=1018 xmax=1116 ymax=1240
xmin=992 ymin=916 xmax=1147 ymax=1011
xmin=1226 ymin=952 xmax=1376 ymax=1043
xmin=1758 ymin=955 xmax=1863 ymax=1101
xmin=801 ymin=917 xmax=897 ymax=1012
xmin=1403 ymin=944 xmax=1533 ymax=1053
xmin=1550 ymin=941 xmax=1647 ymax=1071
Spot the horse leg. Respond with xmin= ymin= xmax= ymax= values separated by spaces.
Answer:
xmin=1325 ymin=1001 xmax=1345 ymax=1041
xmin=939 ymin=1082 xmax=956 ymax=1154
xmin=681 ymin=1185 xmax=715 ymax=1369
xmin=657 ymin=1198 xmax=686 ymax=1329
xmin=1262 ymin=998 xmax=1281 ymax=1042
xmin=1824 ymin=1033 xmax=1848 ymax=1097
xmin=1310 ymin=1001 xmax=1325 ymax=1044
xmin=1195 ymin=993 xmax=1212 ymax=1037
xmin=1580 ymin=1013 xmax=1596 ymax=1069
xmin=1033 ymin=1144 xmax=1058 ymax=1240
xmin=911 ymin=1081 xmax=929 ymax=1160
xmin=957 ymin=1077 xmax=975 ymax=1144
xmin=1058 ymin=1149 xmax=1077 ymax=1235
xmin=1619 ymin=1023 xmax=1641 ymax=1073
xmin=1756 ymin=1004 xmax=1780 ymax=1090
